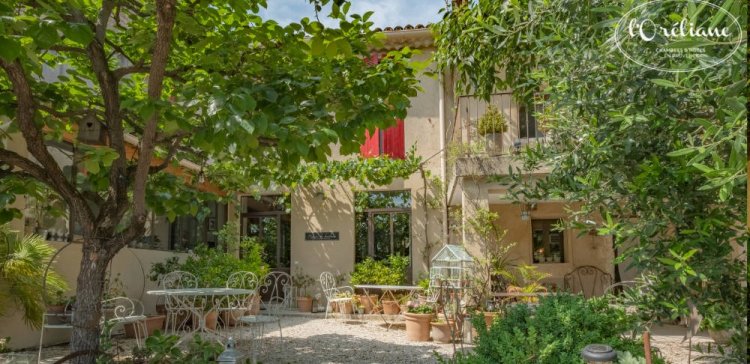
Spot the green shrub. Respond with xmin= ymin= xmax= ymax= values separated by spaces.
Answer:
xmin=349 ymin=255 xmax=409 ymax=285
xmin=180 ymin=240 xmax=268 ymax=287
xmin=476 ymin=105 xmax=508 ymax=135
xmin=450 ymin=294 xmax=663 ymax=364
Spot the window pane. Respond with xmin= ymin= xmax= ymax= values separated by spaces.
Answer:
xmin=531 ymin=219 xmax=564 ymax=263
xmin=355 ymin=213 xmax=369 ymax=262
xmin=393 ymin=212 xmax=411 ymax=257
xmin=373 ymin=213 xmax=391 ymax=260
xmin=519 ymin=106 xmax=529 ymax=139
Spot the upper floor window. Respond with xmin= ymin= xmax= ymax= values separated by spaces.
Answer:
xmin=359 ymin=119 xmax=405 ymax=159
xmin=519 ymin=104 xmax=544 ymax=140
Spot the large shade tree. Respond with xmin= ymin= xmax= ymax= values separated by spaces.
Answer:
xmin=0 ymin=0 xmax=420 ymax=360
xmin=435 ymin=0 xmax=747 ymax=359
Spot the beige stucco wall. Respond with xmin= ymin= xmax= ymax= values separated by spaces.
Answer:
xmin=288 ymin=48 xmax=448 ymax=288
xmin=487 ymin=202 xmax=614 ymax=289
xmin=0 ymin=240 xmax=188 ymax=349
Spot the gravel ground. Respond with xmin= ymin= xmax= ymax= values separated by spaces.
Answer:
xmin=1 ymin=315 xmax=722 ymax=363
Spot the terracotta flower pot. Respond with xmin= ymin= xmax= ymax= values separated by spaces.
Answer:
xmin=297 ymin=296 xmax=313 ymax=313
xmin=403 ymin=312 xmax=432 ymax=342
xmin=221 ymin=308 xmax=247 ymax=327
xmin=247 ymin=296 xmax=261 ymax=315
xmin=359 ymin=294 xmax=378 ymax=314
xmin=338 ymin=301 xmax=354 ymax=315
xmin=709 ymin=329 xmax=733 ymax=345
xmin=197 ymin=311 xmax=219 ymax=331
xmin=125 ymin=315 xmax=165 ymax=338
xmin=431 ymin=321 xmax=453 ymax=343
xmin=483 ymin=311 xmax=499 ymax=328
xmin=382 ymin=300 xmax=400 ymax=315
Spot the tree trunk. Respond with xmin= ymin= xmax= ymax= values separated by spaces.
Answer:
xmin=69 ymin=241 xmax=109 ymax=364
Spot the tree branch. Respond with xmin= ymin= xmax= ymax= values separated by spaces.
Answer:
xmin=0 ymin=149 xmax=50 ymax=184
xmin=129 ymin=0 xmax=178 ymax=236
xmin=0 ymin=60 xmax=94 ymax=230
xmin=48 ymin=45 xmax=88 ymax=54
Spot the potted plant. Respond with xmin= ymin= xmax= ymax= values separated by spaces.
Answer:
xmin=334 ymin=292 xmax=354 ymax=315
xmin=292 ymin=267 xmax=315 ymax=313
xmin=125 ymin=315 xmax=166 ymax=338
xmin=431 ymin=317 xmax=453 ymax=343
xmin=403 ymin=304 xmax=434 ymax=342
xmin=702 ymin=305 xmax=735 ymax=345
xmin=350 ymin=255 xmax=409 ymax=315
xmin=476 ymin=105 xmax=507 ymax=153
xmin=46 ymin=289 xmax=69 ymax=314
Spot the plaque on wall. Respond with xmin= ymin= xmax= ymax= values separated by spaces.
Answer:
xmin=305 ymin=232 xmax=340 ymax=241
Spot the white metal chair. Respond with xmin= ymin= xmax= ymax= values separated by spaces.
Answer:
xmin=239 ymin=271 xmax=292 ymax=352
xmin=160 ymin=270 xmax=199 ymax=333
xmin=319 ymin=271 xmax=355 ymax=319
xmin=101 ymin=297 xmax=148 ymax=348
xmin=219 ymin=271 xmax=259 ymax=330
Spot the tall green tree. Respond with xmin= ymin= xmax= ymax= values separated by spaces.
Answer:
xmin=0 ymin=0 xmax=419 ymax=360
xmin=435 ymin=0 xmax=747 ymax=356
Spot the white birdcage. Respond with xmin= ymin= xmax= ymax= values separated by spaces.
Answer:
xmin=430 ymin=245 xmax=473 ymax=290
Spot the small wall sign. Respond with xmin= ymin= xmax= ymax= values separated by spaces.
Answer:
xmin=305 ymin=232 xmax=339 ymax=241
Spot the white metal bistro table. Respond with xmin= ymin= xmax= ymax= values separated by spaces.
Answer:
xmin=147 ymin=288 xmax=254 ymax=338
xmin=354 ymin=284 xmax=423 ymax=330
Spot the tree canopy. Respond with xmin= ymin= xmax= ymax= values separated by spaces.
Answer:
xmin=435 ymin=0 xmax=747 ymax=358
xmin=0 ymin=0 xmax=422 ymax=359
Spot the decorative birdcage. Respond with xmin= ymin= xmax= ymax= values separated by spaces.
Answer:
xmin=430 ymin=245 xmax=473 ymax=290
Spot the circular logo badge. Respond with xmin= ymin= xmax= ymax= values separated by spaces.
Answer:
xmin=614 ymin=0 xmax=744 ymax=72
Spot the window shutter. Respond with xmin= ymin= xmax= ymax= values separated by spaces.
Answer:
xmin=381 ymin=119 xmax=405 ymax=159
xmin=359 ymin=128 xmax=380 ymax=157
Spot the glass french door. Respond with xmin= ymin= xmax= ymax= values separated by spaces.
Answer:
xmin=367 ymin=210 xmax=411 ymax=261
xmin=242 ymin=213 xmax=291 ymax=269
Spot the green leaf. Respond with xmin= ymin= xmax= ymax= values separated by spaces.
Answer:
xmin=650 ymin=79 xmax=679 ymax=88
xmin=310 ymin=37 xmax=324 ymax=57
xmin=0 ymin=36 xmax=23 ymax=61
xmin=666 ymin=148 xmax=696 ymax=157
xmin=62 ymin=23 xmax=93 ymax=46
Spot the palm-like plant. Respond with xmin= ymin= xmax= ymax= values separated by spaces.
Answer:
xmin=0 ymin=226 xmax=68 ymax=328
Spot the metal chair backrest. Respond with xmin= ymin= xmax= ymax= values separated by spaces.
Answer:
xmin=226 ymin=271 xmax=259 ymax=310
xmin=259 ymin=271 xmax=292 ymax=314
xmin=159 ymin=271 xmax=199 ymax=310
xmin=563 ymin=265 xmax=612 ymax=298
xmin=319 ymin=272 xmax=338 ymax=301
xmin=101 ymin=296 xmax=143 ymax=324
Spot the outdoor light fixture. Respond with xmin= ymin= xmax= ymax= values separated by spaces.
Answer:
xmin=520 ymin=202 xmax=536 ymax=220
xmin=520 ymin=210 xmax=530 ymax=221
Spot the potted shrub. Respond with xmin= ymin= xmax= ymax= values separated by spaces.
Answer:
xmin=702 ymin=305 xmax=735 ymax=345
xmin=403 ymin=304 xmax=434 ymax=342
xmin=292 ymin=267 xmax=315 ymax=313
xmin=431 ymin=317 xmax=453 ymax=343
xmin=350 ymin=255 xmax=409 ymax=315
xmin=476 ymin=105 xmax=507 ymax=153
